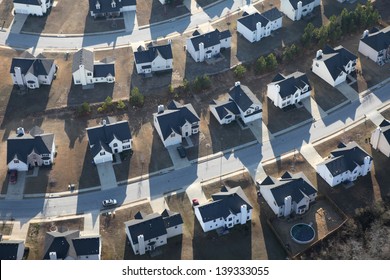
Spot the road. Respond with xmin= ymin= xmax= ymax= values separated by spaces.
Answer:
xmin=0 ymin=82 xmax=388 ymax=221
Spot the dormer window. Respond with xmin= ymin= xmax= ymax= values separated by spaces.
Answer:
xmin=14 ymin=159 xmax=19 ymax=163
xmin=111 ymin=0 xmax=116 ymax=8
xmin=113 ymin=143 xmax=118 ymax=147
xmin=100 ymin=151 xmax=105 ymax=156
xmin=95 ymin=1 xmax=100 ymax=9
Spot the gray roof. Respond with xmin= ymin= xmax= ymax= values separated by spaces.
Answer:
xmin=210 ymin=99 xmax=240 ymax=120
xmin=318 ymin=45 xmax=357 ymax=80
xmin=154 ymin=100 xmax=200 ymax=140
xmin=288 ymin=0 xmax=315 ymax=9
xmin=0 ymin=240 xmax=24 ymax=260
xmin=134 ymin=43 xmax=173 ymax=64
xmin=72 ymin=236 xmax=100 ymax=256
xmin=228 ymin=83 xmax=261 ymax=112
xmin=13 ymin=0 xmax=42 ymax=5
xmin=87 ymin=120 xmax=132 ymax=157
xmin=93 ymin=63 xmax=115 ymax=78
xmin=270 ymin=71 xmax=311 ymax=98
xmin=72 ymin=49 xmax=94 ymax=73
xmin=10 ymin=53 xmax=54 ymax=76
xmin=196 ymin=186 xmax=253 ymax=223
xmin=361 ymin=26 xmax=390 ymax=52
xmin=7 ymin=128 xmax=54 ymax=164
xmin=161 ymin=209 xmax=184 ymax=229
xmin=89 ymin=0 xmax=136 ymax=14
xmin=321 ymin=141 xmax=372 ymax=177
xmin=43 ymin=230 xmax=80 ymax=260
xmin=125 ymin=213 xmax=167 ymax=245
xmin=190 ymin=29 xmax=231 ymax=51
xmin=262 ymin=7 xmax=283 ymax=21
xmin=259 ymin=172 xmax=317 ymax=206
xmin=238 ymin=12 xmax=269 ymax=32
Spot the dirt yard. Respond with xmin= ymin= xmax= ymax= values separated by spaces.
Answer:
xmin=25 ymin=218 xmax=84 ymax=260
xmin=0 ymin=0 xmax=14 ymax=29
xmin=0 ymin=223 xmax=13 ymax=235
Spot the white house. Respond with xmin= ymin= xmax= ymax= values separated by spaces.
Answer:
xmin=10 ymin=52 xmax=57 ymax=89
xmin=280 ymin=0 xmax=320 ymax=21
xmin=194 ymin=186 xmax=252 ymax=232
xmin=267 ymin=71 xmax=312 ymax=108
xmin=153 ymin=100 xmax=200 ymax=147
xmin=358 ymin=27 xmax=390 ymax=66
xmin=0 ymin=240 xmax=25 ymax=260
xmin=312 ymin=45 xmax=357 ymax=87
xmin=257 ymin=171 xmax=317 ymax=217
xmin=371 ymin=119 xmax=390 ymax=157
xmin=13 ymin=0 xmax=52 ymax=16
xmin=316 ymin=141 xmax=373 ymax=187
xmin=124 ymin=209 xmax=183 ymax=255
xmin=87 ymin=118 xmax=132 ymax=164
xmin=134 ymin=42 xmax=173 ymax=74
xmin=186 ymin=29 xmax=231 ymax=62
xmin=7 ymin=126 xmax=55 ymax=172
xmin=237 ymin=8 xmax=283 ymax=43
xmin=89 ymin=0 xmax=136 ymax=18
xmin=44 ymin=230 xmax=101 ymax=260
xmin=210 ymin=81 xmax=262 ymax=125
xmin=72 ymin=48 xmax=115 ymax=87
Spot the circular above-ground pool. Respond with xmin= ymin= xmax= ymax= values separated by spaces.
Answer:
xmin=290 ymin=223 xmax=315 ymax=244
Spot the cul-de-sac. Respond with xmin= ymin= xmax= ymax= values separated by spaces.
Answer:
xmin=0 ymin=0 xmax=389 ymax=260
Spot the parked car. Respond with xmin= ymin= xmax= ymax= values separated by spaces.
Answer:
xmin=9 ymin=170 xmax=17 ymax=184
xmin=192 ymin=198 xmax=199 ymax=206
xmin=177 ymin=146 xmax=186 ymax=158
xmin=102 ymin=199 xmax=117 ymax=207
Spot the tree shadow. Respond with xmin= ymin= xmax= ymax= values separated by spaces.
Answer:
xmin=64 ymin=116 xmax=87 ymax=149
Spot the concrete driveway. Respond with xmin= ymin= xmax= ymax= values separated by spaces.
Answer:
xmin=167 ymin=145 xmax=191 ymax=170
xmin=5 ymin=171 xmax=26 ymax=200
xmin=337 ymin=82 xmax=359 ymax=102
xmin=123 ymin=11 xmax=137 ymax=32
xmin=96 ymin=162 xmax=117 ymax=190
xmin=185 ymin=182 xmax=208 ymax=205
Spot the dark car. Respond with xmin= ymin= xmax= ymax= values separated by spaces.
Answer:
xmin=9 ymin=170 xmax=17 ymax=184
xmin=177 ymin=146 xmax=186 ymax=158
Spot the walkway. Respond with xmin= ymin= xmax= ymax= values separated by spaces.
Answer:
xmin=299 ymin=141 xmax=324 ymax=170
xmin=5 ymin=171 xmax=26 ymax=200
xmin=81 ymin=211 xmax=100 ymax=236
xmin=248 ymin=119 xmax=274 ymax=144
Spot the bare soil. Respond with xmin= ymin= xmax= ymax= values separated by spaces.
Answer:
xmin=0 ymin=0 xmax=14 ymax=29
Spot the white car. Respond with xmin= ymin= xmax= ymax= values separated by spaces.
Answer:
xmin=102 ymin=199 xmax=117 ymax=207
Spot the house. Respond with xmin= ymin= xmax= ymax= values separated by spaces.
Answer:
xmin=280 ymin=0 xmax=321 ymax=21
xmin=237 ymin=8 xmax=283 ymax=43
xmin=134 ymin=42 xmax=173 ymax=75
xmin=358 ymin=27 xmax=390 ymax=66
xmin=267 ymin=71 xmax=312 ymax=108
xmin=210 ymin=81 xmax=262 ymax=125
xmin=371 ymin=119 xmax=390 ymax=157
xmin=257 ymin=171 xmax=317 ymax=217
xmin=87 ymin=118 xmax=132 ymax=164
xmin=316 ymin=141 xmax=373 ymax=187
xmin=186 ymin=29 xmax=231 ymax=62
xmin=13 ymin=0 xmax=52 ymax=16
xmin=124 ymin=209 xmax=183 ymax=255
xmin=72 ymin=48 xmax=115 ymax=87
xmin=312 ymin=45 xmax=357 ymax=87
xmin=0 ymin=240 xmax=25 ymax=260
xmin=10 ymin=52 xmax=57 ymax=89
xmin=194 ymin=186 xmax=252 ymax=232
xmin=7 ymin=127 xmax=55 ymax=172
xmin=89 ymin=0 xmax=136 ymax=18
xmin=43 ymin=230 xmax=101 ymax=260
xmin=153 ymin=100 xmax=200 ymax=147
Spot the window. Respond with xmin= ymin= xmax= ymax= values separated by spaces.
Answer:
xmin=136 ymin=250 xmax=138 ymax=254
xmin=113 ymin=143 xmax=118 ymax=147
xmin=156 ymin=237 xmax=159 ymax=240
xmin=76 ymin=80 xmax=80 ymax=84
xmin=315 ymin=63 xmax=319 ymax=67
xmin=100 ymin=151 xmax=105 ymax=156
xmin=14 ymin=159 xmax=19 ymax=163
xmin=213 ymin=219 xmax=216 ymax=222
xmin=160 ymin=240 xmax=163 ymax=243
xmin=87 ymin=72 xmax=92 ymax=76
xmin=175 ymin=226 xmax=178 ymax=229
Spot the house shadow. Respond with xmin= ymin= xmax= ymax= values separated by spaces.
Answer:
xmin=17 ymin=8 xmax=51 ymax=35
xmin=130 ymin=60 xmax=173 ymax=92
xmin=67 ymin=83 xmax=114 ymax=106
xmin=113 ymin=149 xmax=132 ymax=183
xmin=64 ymin=116 xmax=87 ymax=149
xmin=148 ymin=9 xmax=191 ymax=41
xmin=78 ymin=146 xmax=100 ymax=190
xmin=198 ymin=0 xmax=236 ymax=21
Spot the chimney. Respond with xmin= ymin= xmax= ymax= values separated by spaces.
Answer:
xmin=362 ymin=30 xmax=369 ymax=39
xmin=49 ymin=252 xmax=57 ymax=260
xmin=95 ymin=0 xmax=100 ymax=9
xmin=199 ymin=42 xmax=205 ymax=62
xmin=16 ymin=127 xmax=25 ymax=136
xmin=235 ymin=81 xmax=241 ymax=87
xmin=157 ymin=105 xmax=164 ymax=113
xmin=137 ymin=235 xmax=145 ymax=255
xmin=256 ymin=21 xmax=262 ymax=41
xmin=240 ymin=204 xmax=248 ymax=224
xmin=102 ymin=119 xmax=107 ymax=126
xmin=362 ymin=156 xmax=371 ymax=176
xmin=297 ymin=1 xmax=303 ymax=20
xmin=168 ymin=39 xmax=172 ymax=45
xmin=316 ymin=49 xmax=323 ymax=59
xmin=284 ymin=196 xmax=292 ymax=217
xmin=14 ymin=67 xmax=24 ymax=86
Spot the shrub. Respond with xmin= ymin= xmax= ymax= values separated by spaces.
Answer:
xmin=234 ymin=64 xmax=247 ymax=78
xmin=130 ymin=87 xmax=144 ymax=107
xmin=78 ymin=102 xmax=91 ymax=115
xmin=117 ymin=99 xmax=126 ymax=110
xmin=255 ymin=56 xmax=267 ymax=74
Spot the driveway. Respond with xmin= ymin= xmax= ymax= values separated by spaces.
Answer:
xmin=337 ymin=82 xmax=359 ymax=102
xmin=301 ymin=97 xmax=328 ymax=121
xmin=9 ymin=14 xmax=28 ymax=34
xmin=167 ymin=145 xmax=191 ymax=170
xmin=185 ymin=182 xmax=208 ymax=204
xmin=96 ymin=162 xmax=117 ymax=190
xmin=5 ymin=171 xmax=26 ymax=200
xmin=123 ymin=11 xmax=137 ymax=32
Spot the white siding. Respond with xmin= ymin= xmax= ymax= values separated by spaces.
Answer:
xmin=237 ymin=21 xmax=255 ymax=43
xmin=259 ymin=187 xmax=281 ymax=216
xmin=166 ymin=224 xmax=183 ymax=238
xmin=312 ymin=59 xmax=346 ymax=87
xmin=14 ymin=3 xmax=46 ymax=16
xmin=358 ymin=40 xmax=379 ymax=63
xmin=371 ymin=128 xmax=390 ymax=157
xmin=209 ymin=106 xmax=236 ymax=125
xmin=93 ymin=150 xmax=113 ymax=164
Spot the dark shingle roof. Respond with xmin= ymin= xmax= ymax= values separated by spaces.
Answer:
xmin=210 ymin=100 xmax=240 ymax=120
xmin=161 ymin=209 xmax=183 ymax=229
xmin=260 ymin=172 xmax=317 ymax=206
xmin=228 ymin=83 xmax=260 ymax=112
xmin=93 ymin=63 xmax=115 ymax=78
xmin=13 ymin=0 xmax=42 ymax=5
xmin=190 ymin=29 xmax=231 ymax=51
xmin=318 ymin=45 xmax=357 ymax=80
xmin=238 ymin=12 xmax=269 ymax=32
xmin=154 ymin=101 xmax=200 ymax=140
xmin=72 ymin=237 xmax=100 ymax=256
xmin=270 ymin=71 xmax=311 ymax=98
xmin=0 ymin=241 xmax=24 ymax=260
xmin=262 ymin=7 xmax=283 ymax=21
xmin=87 ymin=120 xmax=131 ymax=157
xmin=361 ymin=26 xmax=390 ymax=52
xmin=125 ymin=213 xmax=167 ymax=245
xmin=72 ymin=49 xmax=94 ymax=73
xmin=7 ymin=129 xmax=54 ymax=164
xmin=10 ymin=53 xmax=54 ymax=76
xmin=288 ymin=0 xmax=314 ymax=9
xmin=43 ymin=230 xmax=80 ymax=260
xmin=196 ymin=186 xmax=253 ymax=222
xmin=134 ymin=44 xmax=173 ymax=64
xmin=321 ymin=142 xmax=372 ymax=176
xmin=89 ymin=0 xmax=136 ymax=14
